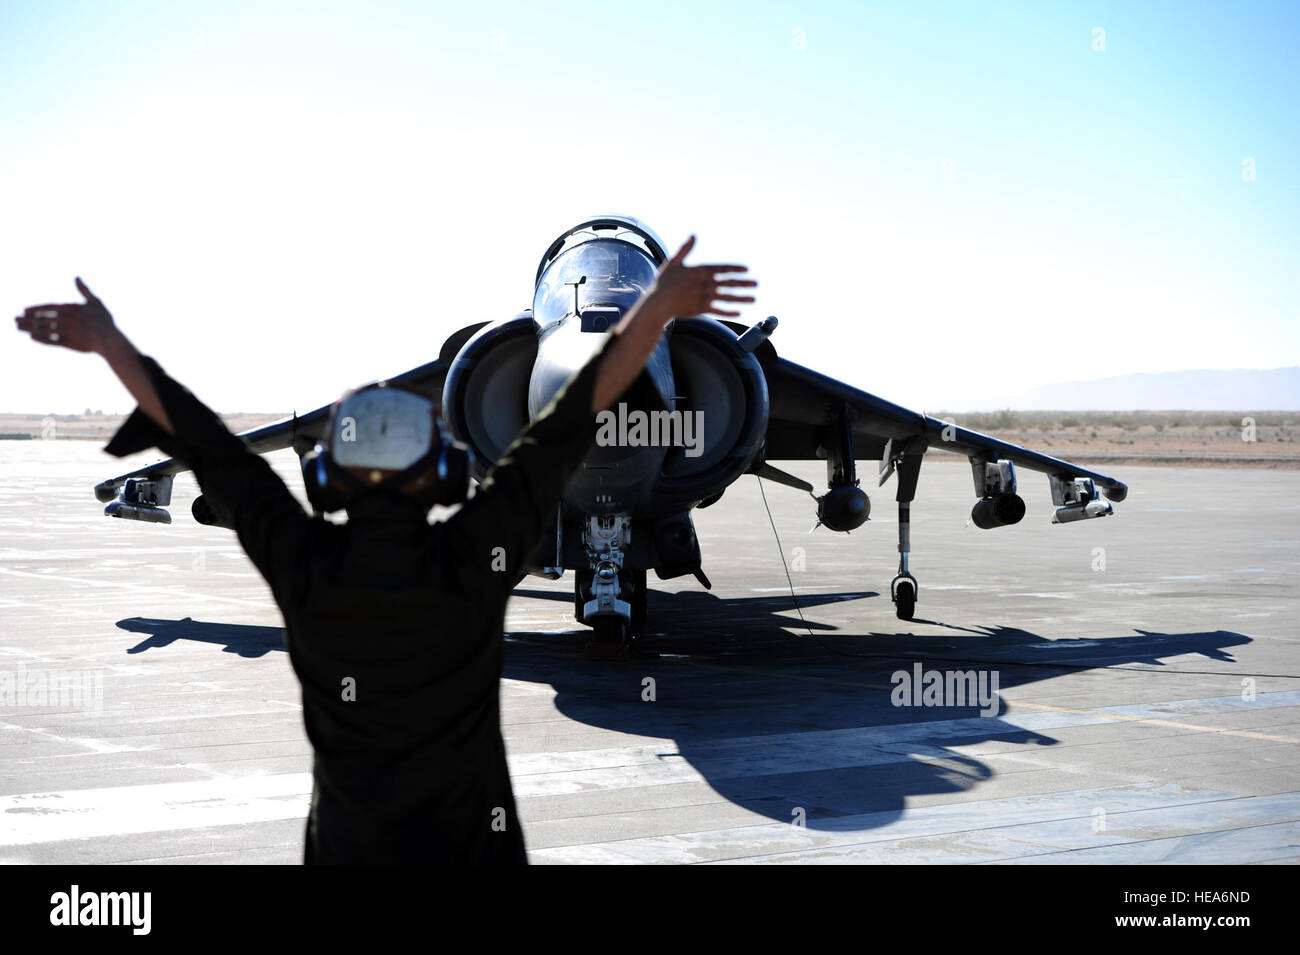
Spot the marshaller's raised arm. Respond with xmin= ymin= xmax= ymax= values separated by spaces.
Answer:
xmin=15 ymin=278 xmax=174 ymax=435
xmin=590 ymin=235 xmax=755 ymax=412
xmin=16 ymin=279 xmax=312 ymax=592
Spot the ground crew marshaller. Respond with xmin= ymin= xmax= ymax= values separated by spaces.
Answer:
xmin=15 ymin=235 xmax=755 ymax=863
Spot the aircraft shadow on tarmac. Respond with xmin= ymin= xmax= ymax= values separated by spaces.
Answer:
xmin=505 ymin=587 xmax=1253 ymax=832
xmin=115 ymin=589 xmax=1252 ymax=833
xmin=117 ymin=616 xmax=286 ymax=657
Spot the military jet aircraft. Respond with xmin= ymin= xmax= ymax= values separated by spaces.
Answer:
xmin=93 ymin=214 xmax=1128 ymax=643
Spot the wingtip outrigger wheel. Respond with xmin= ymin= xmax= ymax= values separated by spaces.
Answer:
xmin=890 ymin=497 xmax=918 ymax=620
xmin=891 ymin=571 xmax=918 ymax=621
xmin=888 ymin=443 xmax=925 ymax=623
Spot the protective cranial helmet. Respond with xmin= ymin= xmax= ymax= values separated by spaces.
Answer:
xmin=300 ymin=381 xmax=472 ymax=514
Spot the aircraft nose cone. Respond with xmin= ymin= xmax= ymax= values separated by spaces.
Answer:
xmin=528 ymin=321 xmax=612 ymax=421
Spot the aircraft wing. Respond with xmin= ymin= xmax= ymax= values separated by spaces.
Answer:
xmin=92 ymin=322 xmax=489 ymax=509
xmin=754 ymin=346 xmax=1128 ymax=504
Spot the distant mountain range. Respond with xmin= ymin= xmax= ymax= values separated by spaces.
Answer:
xmin=947 ymin=367 xmax=1300 ymax=412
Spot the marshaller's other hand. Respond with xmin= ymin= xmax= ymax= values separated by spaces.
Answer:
xmin=14 ymin=278 xmax=117 ymax=354
xmin=650 ymin=235 xmax=756 ymax=318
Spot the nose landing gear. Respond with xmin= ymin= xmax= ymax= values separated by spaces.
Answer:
xmin=576 ymin=514 xmax=643 ymax=659
xmin=579 ymin=567 xmax=647 ymax=656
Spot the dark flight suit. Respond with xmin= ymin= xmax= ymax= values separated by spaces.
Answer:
xmin=105 ymin=335 xmax=619 ymax=864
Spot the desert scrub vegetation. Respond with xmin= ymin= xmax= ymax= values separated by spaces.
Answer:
xmin=932 ymin=410 xmax=1298 ymax=432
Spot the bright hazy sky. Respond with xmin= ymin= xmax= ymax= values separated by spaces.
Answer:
xmin=2 ymin=0 xmax=1296 ymax=414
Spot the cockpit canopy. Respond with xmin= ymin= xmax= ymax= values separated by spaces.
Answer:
xmin=532 ymin=238 xmax=659 ymax=332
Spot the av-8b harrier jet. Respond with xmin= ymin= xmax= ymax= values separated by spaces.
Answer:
xmin=94 ymin=215 xmax=1128 ymax=644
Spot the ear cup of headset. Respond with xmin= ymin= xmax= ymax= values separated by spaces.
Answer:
xmin=431 ymin=439 xmax=472 ymax=506
xmin=300 ymin=447 xmax=324 ymax=512
xmin=301 ymin=446 xmax=354 ymax=515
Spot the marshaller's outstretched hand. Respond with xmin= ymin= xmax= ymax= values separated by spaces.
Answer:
xmin=14 ymin=278 xmax=118 ymax=354
xmin=14 ymin=278 xmax=174 ymax=433
xmin=649 ymin=235 xmax=756 ymax=318
xmin=592 ymin=234 xmax=757 ymax=411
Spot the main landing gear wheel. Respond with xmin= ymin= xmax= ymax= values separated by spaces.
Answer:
xmin=578 ymin=565 xmax=647 ymax=660
xmin=628 ymin=567 xmax=647 ymax=638
xmin=574 ymin=569 xmax=591 ymax=625
xmin=585 ymin=617 xmax=632 ymax=660
xmin=591 ymin=617 xmax=627 ymax=644
xmin=891 ymin=575 xmax=917 ymax=622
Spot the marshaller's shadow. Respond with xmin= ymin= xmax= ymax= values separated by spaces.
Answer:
xmin=116 ymin=590 xmax=1254 ymax=835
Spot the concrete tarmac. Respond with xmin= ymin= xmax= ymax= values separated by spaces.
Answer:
xmin=2 ymin=440 xmax=1298 ymax=864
